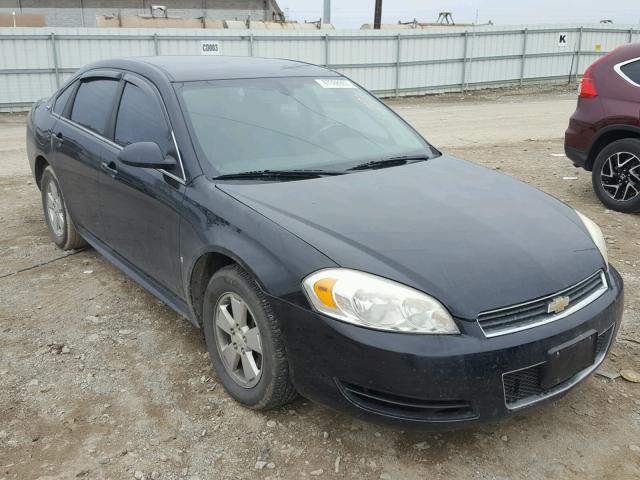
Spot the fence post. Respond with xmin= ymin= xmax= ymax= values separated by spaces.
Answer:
xmin=519 ymin=28 xmax=528 ymax=87
xmin=324 ymin=33 xmax=329 ymax=67
xmin=629 ymin=28 xmax=634 ymax=43
xmin=50 ymin=32 xmax=60 ymax=89
xmin=249 ymin=33 xmax=254 ymax=56
xmin=153 ymin=33 xmax=159 ymax=55
xmin=395 ymin=33 xmax=401 ymax=97
xmin=572 ymin=26 xmax=583 ymax=84
xmin=461 ymin=30 xmax=468 ymax=92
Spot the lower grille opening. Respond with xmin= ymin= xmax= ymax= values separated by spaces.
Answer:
xmin=337 ymin=381 xmax=476 ymax=422
xmin=503 ymin=326 xmax=614 ymax=408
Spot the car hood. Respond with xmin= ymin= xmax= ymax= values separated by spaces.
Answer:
xmin=216 ymin=156 xmax=605 ymax=320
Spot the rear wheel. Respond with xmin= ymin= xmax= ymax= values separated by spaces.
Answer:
xmin=41 ymin=166 xmax=87 ymax=250
xmin=592 ymin=138 xmax=640 ymax=213
xmin=202 ymin=264 xmax=297 ymax=410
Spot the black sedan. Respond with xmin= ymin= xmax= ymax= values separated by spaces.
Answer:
xmin=26 ymin=56 xmax=623 ymax=428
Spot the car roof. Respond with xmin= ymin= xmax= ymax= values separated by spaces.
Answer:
xmin=87 ymin=56 xmax=339 ymax=82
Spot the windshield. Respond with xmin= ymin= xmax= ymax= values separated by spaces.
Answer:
xmin=177 ymin=77 xmax=431 ymax=175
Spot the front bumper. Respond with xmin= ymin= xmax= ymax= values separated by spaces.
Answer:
xmin=270 ymin=267 xmax=624 ymax=429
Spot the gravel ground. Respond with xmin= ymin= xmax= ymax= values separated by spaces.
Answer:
xmin=1 ymin=85 xmax=639 ymax=480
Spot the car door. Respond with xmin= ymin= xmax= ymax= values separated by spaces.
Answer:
xmin=98 ymin=74 xmax=186 ymax=296
xmin=51 ymin=72 xmax=121 ymax=236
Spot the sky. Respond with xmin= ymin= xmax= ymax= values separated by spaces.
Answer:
xmin=277 ymin=0 xmax=640 ymax=29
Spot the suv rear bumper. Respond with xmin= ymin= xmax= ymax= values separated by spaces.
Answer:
xmin=564 ymin=96 xmax=604 ymax=170
xmin=564 ymin=144 xmax=589 ymax=168
xmin=564 ymin=115 xmax=595 ymax=170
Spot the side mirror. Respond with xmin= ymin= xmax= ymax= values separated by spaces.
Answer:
xmin=118 ymin=142 xmax=176 ymax=169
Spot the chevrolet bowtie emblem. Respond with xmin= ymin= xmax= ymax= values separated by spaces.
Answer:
xmin=547 ymin=295 xmax=570 ymax=314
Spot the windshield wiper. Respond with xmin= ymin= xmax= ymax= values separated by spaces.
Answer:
xmin=213 ymin=169 xmax=344 ymax=180
xmin=347 ymin=154 xmax=431 ymax=171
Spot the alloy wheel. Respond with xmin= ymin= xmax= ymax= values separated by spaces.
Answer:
xmin=46 ymin=180 xmax=65 ymax=237
xmin=214 ymin=293 xmax=263 ymax=388
xmin=600 ymin=151 xmax=640 ymax=202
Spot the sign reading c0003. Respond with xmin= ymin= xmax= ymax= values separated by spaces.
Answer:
xmin=201 ymin=41 xmax=221 ymax=55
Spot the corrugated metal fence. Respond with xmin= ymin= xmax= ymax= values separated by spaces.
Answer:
xmin=1 ymin=24 xmax=637 ymax=111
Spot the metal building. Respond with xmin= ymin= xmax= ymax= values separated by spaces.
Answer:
xmin=0 ymin=0 xmax=285 ymax=27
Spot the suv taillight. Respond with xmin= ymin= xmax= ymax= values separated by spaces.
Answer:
xmin=579 ymin=66 xmax=598 ymax=98
xmin=578 ymin=46 xmax=621 ymax=99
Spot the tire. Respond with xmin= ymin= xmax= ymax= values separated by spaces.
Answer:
xmin=202 ymin=264 xmax=297 ymax=410
xmin=40 ymin=166 xmax=87 ymax=250
xmin=591 ymin=138 xmax=640 ymax=213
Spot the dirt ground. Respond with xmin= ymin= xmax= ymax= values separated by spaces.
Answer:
xmin=1 ymin=85 xmax=639 ymax=480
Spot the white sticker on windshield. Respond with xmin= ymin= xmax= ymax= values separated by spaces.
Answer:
xmin=315 ymin=79 xmax=356 ymax=89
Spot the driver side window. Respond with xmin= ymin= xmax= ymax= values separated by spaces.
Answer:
xmin=114 ymin=82 xmax=172 ymax=155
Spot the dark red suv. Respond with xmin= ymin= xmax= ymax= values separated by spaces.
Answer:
xmin=565 ymin=43 xmax=640 ymax=213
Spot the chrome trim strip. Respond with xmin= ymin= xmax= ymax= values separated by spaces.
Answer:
xmin=503 ymin=325 xmax=615 ymax=411
xmin=158 ymin=130 xmax=186 ymax=185
xmin=53 ymin=112 xmax=123 ymax=150
xmin=52 ymin=114 xmax=186 ymax=186
xmin=613 ymin=56 xmax=640 ymax=88
xmin=159 ymin=133 xmax=186 ymax=185
xmin=478 ymin=271 xmax=608 ymax=338
xmin=159 ymin=169 xmax=186 ymax=185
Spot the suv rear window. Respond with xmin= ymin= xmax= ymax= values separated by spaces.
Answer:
xmin=619 ymin=60 xmax=640 ymax=85
xmin=70 ymin=78 xmax=119 ymax=136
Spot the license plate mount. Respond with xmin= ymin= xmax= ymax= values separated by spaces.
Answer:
xmin=541 ymin=330 xmax=597 ymax=390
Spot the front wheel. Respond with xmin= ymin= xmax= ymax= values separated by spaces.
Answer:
xmin=202 ymin=264 xmax=297 ymax=410
xmin=592 ymin=139 xmax=640 ymax=213
xmin=40 ymin=166 xmax=87 ymax=250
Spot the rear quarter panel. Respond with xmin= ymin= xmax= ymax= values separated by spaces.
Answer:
xmin=566 ymin=97 xmax=605 ymax=152
xmin=567 ymin=45 xmax=640 ymax=156
xmin=26 ymin=98 xmax=56 ymax=180
xmin=596 ymin=47 xmax=640 ymax=127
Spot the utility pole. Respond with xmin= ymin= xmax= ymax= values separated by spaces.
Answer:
xmin=373 ymin=0 xmax=382 ymax=29
xmin=323 ymin=0 xmax=331 ymax=25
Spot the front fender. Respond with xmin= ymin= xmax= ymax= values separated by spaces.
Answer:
xmin=179 ymin=176 xmax=337 ymax=323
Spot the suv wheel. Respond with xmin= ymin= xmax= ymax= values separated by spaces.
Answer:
xmin=592 ymin=138 xmax=640 ymax=213
xmin=41 ymin=166 xmax=87 ymax=250
xmin=202 ymin=264 xmax=297 ymax=410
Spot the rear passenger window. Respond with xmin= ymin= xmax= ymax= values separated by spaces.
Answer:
xmin=115 ymin=83 xmax=171 ymax=153
xmin=52 ymin=81 xmax=76 ymax=116
xmin=620 ymin=60 xmax=640 ymax=85
xmin=70 ymin=78 xmax=119 ymax=136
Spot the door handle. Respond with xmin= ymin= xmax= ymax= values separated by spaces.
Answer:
xmin=54 ymin=132 xmax=64 ymax=144
xmin=101 ymin=161 xmax=118 ymax=175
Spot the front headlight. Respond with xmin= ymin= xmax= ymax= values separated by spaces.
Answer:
xmin=575 ymin=210 xmax=608 ymax=266
xmin=302 ymin=269 xmax=459 ymax=334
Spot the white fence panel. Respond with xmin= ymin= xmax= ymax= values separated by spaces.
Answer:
xmin=0 ymin=24 xmax=638 ymax=111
